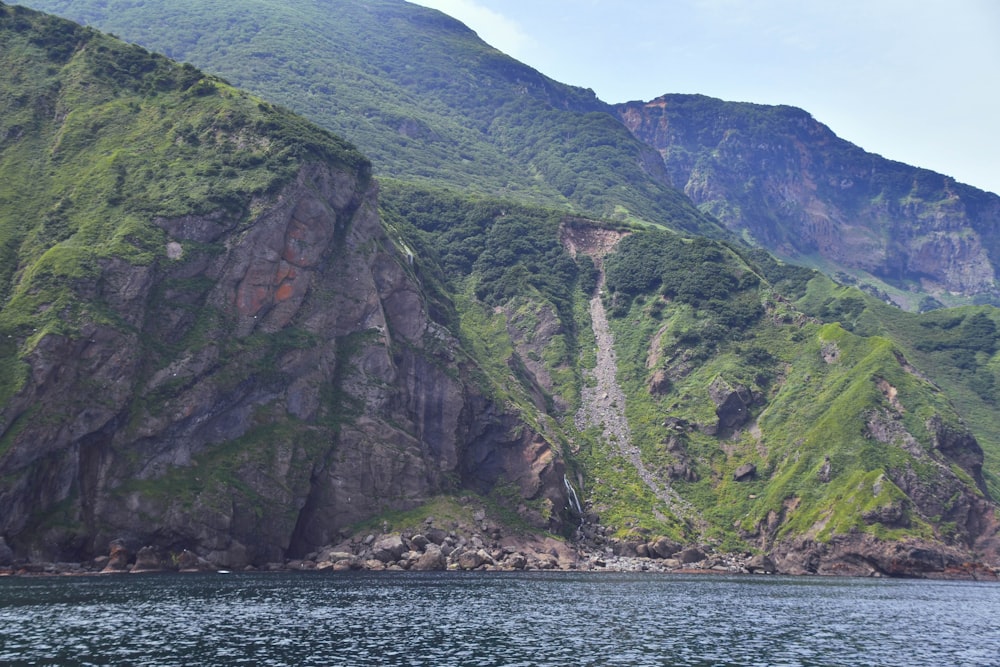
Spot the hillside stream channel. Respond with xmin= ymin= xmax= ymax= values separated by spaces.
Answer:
xmin=574 ymin=271 xmax=704 ymax=533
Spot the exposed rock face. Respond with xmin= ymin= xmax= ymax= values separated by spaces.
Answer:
xmin=102 ymin=540 xmax=130 ymax=573
xmin=926 ymin=415 xmax=987 ymax=492
xmin=0 ymin=538 xmax=13 ymax=566
xmin=504 ymin=301 xmax=566 ymax=412
xmin=771 ymin=535 xmax=981 ymax=578
xmin=708 ymin=376 xmax=754 ymax=431
xmin=0 ymin=162 xmax=569 ymax=565
xmin=617 ymin=94 xmax=1000 ymax=302
xmin=132 ymin=546 xmax=163 ymax=573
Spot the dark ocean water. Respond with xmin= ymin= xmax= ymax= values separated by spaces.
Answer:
xmin=0 ymin=571 xmax=997 ymax=666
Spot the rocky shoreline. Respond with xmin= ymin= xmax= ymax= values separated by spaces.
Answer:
xmin=3 ymin=513 xmax=997 ymax=580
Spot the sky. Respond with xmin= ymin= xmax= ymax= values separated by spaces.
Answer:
xmin=410 ymin=0 xmax=1000 ymax=195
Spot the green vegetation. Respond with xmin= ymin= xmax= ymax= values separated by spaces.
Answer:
xmin=2 ymin=1 xmax=998 ymax=562
xmin=598 ymin=227 xmax=992 ymax=548
xmin=0 ymin=3 xmax=363 ymax=406
xmin=795 ymin=281 xmax=1000 ymax=498
xmin=24 ymin=0 xmax=722 ymax=233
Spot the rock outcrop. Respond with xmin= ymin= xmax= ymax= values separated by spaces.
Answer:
xmin=0 ymin=158 xmax=570 ymax=566
xmin=708 ymin=376 xmax=754 ymax=431
xmin=617 ymin=94 xmax=1000 ymax=304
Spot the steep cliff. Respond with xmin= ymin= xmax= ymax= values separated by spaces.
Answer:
xmin=617 ymin=94 xmax=1000 ymax=307
xmin=0 ymin=4 xmax=569 ymax=565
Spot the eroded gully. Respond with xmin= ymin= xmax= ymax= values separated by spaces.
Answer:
xmin=574 ymin=273 xmax=703 ymax=532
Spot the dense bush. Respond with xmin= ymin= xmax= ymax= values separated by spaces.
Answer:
xmin=380 ymin=185 xmax=584 ymax=326
xmin=605 ymin=230 xmax=762 ymax=329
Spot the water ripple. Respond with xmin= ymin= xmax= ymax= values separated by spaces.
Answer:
xmin=1 ymin=572 xmax=998 ymax=666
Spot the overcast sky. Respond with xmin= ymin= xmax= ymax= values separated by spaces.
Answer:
xmin=411 ymin=0 xmax=1000 ymax=195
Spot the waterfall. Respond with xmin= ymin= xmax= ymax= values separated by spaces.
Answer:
xmin=563 ymin=475 xmax=583 ymax=515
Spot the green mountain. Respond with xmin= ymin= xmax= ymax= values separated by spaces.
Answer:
xmin=22 ymin=0 xmax=719 ymax=236
xmin=2 ymin=1 xmax=998 ymax=576
xmin=24 ymin=0 xmax=1000 ymax=310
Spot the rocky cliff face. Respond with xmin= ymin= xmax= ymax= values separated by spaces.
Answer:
xmin=0 ymin=160 xmax=570 ymax=566
xmin=0 ymin=4 xmax=571 ymax=563
xmin=618 ymin=94 xmax=1000 ymax=305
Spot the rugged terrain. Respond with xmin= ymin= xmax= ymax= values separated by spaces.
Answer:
xmin=2 ymin=2 xmax=999 ymax=577
xmin=0 ymin=4 xmax=570 ymax=567
xmin=618 ymin=94 xmax=1000 ymax=308
xmin=25 ymin=0 xmax=1000 ymax=309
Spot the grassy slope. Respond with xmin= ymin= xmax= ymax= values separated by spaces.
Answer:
xmin=600 ymin=231 xmax=993 ymax=548
xmin=795 ymin=279 xmax=1000 ymax=499
xmin=0 ymin=2 xmax=367 ymax=405
xmin=23 ymin=0 xmax=721 ymax=235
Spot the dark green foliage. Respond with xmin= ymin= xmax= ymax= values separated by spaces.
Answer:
xmin=576 ymin=254 xmax=599 ymax=296
xmin=380 ymin=183 xmax=582 ymax=328
xmin=961 ymin=313 xmax=997 ymax=353
xmin=912 ymin=312 xmax=997 ymax=355
xmin=744 ymin=248 xmax=816 ymax=299
xmin=473 ymin=214 xmax=577 ymax=310
xmin=817 ymin=295 xmax=866 ymax=329
xmin=605 ymin=230 xmax=763 ymax=330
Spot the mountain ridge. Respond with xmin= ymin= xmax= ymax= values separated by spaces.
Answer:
xmin=24 ymin=0 xmax=1000 ymax=308
xmin=617 ymin=93 xmax=1000 ymax=308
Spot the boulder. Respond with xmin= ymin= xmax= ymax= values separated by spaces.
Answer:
xmin=102 ymin=539 xmax=131 ymax=572
xmin=677 ymin=547 xmax=706 ymax=564
xmin=649 ymin=537 xmax=681 ymax=559
xmin=456 ymin=550 xmax=486 ymax=570
xmin=733 ymin=463 xmax=756 ymax=482
xmin=371 ymin=535 xmax=406 ymax=563
xmin=132 ymin=546 xmax=162 ymax=573
xmin=322 ymin=551 xmax=355 ymax=563
xmin=175 ymin=549 xmax=213 ymax=572
xmin=667 ymin=462 xmax=698 ymax=482
xmin=412 ymin=544 xmax=447 ymax=571
xmin=505 ymin=553 xmax=528 ymax=570
xmin=424 ymin=528 xmax=448 ymax=545
xmin=611 ymin=540 xmax=639 ymax=557
xmin=746 ymin=554 xmax=776 ymax=574
xmin=709 ymin=377 xmax=754 ymax=429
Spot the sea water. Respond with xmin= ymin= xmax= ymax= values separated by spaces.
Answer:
xmin=1 ymin=571 xmax=998 ymax=666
